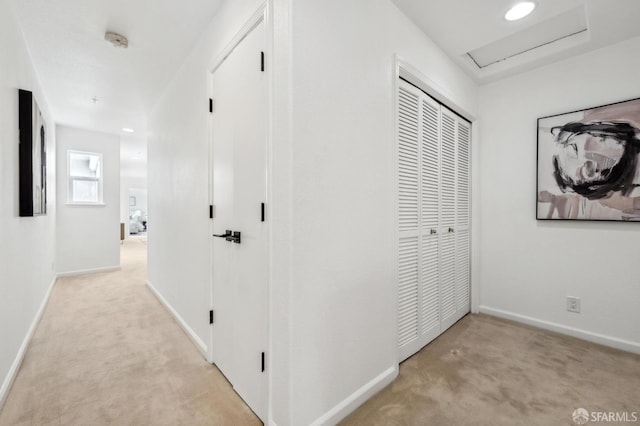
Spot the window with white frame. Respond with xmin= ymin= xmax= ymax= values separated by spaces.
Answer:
xmin=68 ymin=151 xmax=103 ymax=204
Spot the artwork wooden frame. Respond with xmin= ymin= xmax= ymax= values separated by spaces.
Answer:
xmin=537 ymin=97 xmax=640 ymax=221
xmin=19 ymin=89 xmax=47 ymax=217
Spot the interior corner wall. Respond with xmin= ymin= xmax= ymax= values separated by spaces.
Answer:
xmin=147 ymin=0 xmax=265 ymax=368
xmin=55 ymin=126 xmax=120 ymax=274
xmin=0 ymin=1 xmax=56 ymax=408
xmin=289 ymin=0 xmax=478 ymax=424
xmin=477 ymin=36 xmax=640 ymax=353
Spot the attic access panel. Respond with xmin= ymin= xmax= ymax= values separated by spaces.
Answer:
xmin=468 ymin=6 xmax=587 ymax=69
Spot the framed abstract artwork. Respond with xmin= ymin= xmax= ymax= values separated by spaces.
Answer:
xmin=537 ymin=97 xmax=640 ymax=221
xmin=18 ymin=89 xmax=47 ymax=217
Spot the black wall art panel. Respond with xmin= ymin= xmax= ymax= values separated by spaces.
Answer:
xmin=19 ymin=89 xmax=47 ymax=217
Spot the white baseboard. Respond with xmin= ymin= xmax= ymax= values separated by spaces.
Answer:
xmin=310 ymin=365 xmax=398 ymax=426
xmin=0 ymin=274 xmax=57 ymax=412
xmin=146 ymin=280 xmax=207 ymax=358
xmin=57 ymin=265 xmax=121 ymax=277
xmin=478 ymin=306 xmax=640 ymax=355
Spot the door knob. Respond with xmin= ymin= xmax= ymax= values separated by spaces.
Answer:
xmin=213 ymin=230 xmax=232 ymax=238
xmin=430 ymin=229 xmax=437 ymax=235
xmin=448 ymin=227 xmax=454 ymax=233
xmin=213 ymin=230 xmax=241 ymax=244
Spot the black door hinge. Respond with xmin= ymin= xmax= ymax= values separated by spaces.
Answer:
xmin=261 ymin=352 xmax=265 ymax=372
xmin=209 ymin=205 xmax=213 ymax=219
xmin=209 ymin=310 xmax=214 ymax=324
xmin=260 ymin=51 xmax=265 ymax=72
xmin=261 ymin=203 xmax=265 ymax=222
xmin=209 ymin=98 xmax=213 ymax=113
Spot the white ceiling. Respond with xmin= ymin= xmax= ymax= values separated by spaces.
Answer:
xmin=12 ymin=0 xmax=640 ymax=171
xmin=10 ymin=0 xmax=223 ymax=175
xmin=391 ymin=0 xmax=640 ymax=84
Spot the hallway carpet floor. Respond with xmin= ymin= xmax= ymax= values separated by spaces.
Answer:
xmin=0 ymin=237 xmax=260 ymax=425
xmin=2 ymin=237 xmax=639 ymax=425
xmin=342 ymin=314 xmax=640 ymax=426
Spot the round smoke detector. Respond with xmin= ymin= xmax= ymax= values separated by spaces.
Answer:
xmin=105 ymin=31 xmax=128 ymax=48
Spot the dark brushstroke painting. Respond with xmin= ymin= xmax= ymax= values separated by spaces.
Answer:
xmin=537 ymin=98 xmax=640 ymax=221
xmin=19 ymin=89 xmax=47 ymax=217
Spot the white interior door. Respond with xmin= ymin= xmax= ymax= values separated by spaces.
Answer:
xmin=211 ymin=19 xmax=267 ymax=421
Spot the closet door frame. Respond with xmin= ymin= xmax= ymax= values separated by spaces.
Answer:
xmin=394 ymin=58 xmax=476 ymax=364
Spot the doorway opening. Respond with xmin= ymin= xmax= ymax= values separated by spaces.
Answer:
xmin=128 ymin=187 xmax=148 ymax=237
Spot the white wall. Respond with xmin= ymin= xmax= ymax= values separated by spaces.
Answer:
xmin=0 ymin=0 xmax=56 ymax=408
xmin=288 ymin=0 xmax=478 ymax=424
xmin=478 ymin=36 xmax=640 ymax=353
xmin=149 ymin=0 xmax=478 ymax=423
xmin=56 ymin=126 xmax=120 ymax=274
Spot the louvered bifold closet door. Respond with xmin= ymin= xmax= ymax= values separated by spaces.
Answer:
xmin=397 ymin=80 xmax=472 ymax=362
xmin=455 ymin=120 xmax=471 ymax=314
xmin=419 ymin=95 xmax=441 ymax=347
xmin=398 ymin=82 xmax=422 ymax=361
xmin=439 ymin=109 xmax=458 ymax=329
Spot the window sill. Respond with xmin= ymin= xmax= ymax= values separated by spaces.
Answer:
xmin=65 ymin=202 xmax=106 ymax=207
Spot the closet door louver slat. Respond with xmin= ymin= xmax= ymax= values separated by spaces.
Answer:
xmin=398 ymin=237 xmax=419 ymax=348
xmin=440 ymin=112 xmax=456 ymax=230
xmin=398 ymin=89 xmax=419 ymax=233
xmin=456 ymin=122 xmax=470 ymax=228
xmin=421 ymin=99 xmax=440 ymax=230
xmin=421 ymin=235 xmax=440 ymax=335
xmin=455 ymin=230 xmax=470 ymax=311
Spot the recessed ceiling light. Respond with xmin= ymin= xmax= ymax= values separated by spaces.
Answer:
xmin=505 ymin=2 xmax=536 ymax=21
xmin=122 ymin=128 xmax=135 ymax=133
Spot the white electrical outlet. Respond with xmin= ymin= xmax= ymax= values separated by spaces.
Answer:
xmin=567 ymin=296 xmax=581 ymax=313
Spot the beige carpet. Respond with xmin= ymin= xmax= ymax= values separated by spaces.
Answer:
xmin=0 ymin=236 xmax=260 ymax=425
xmin=2 ymin=238 xmax=639 ymax=425
xmin=342 ymin=314 xmax=640 ymax=426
